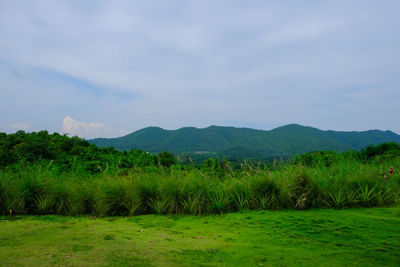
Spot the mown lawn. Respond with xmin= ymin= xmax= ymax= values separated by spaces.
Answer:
xmin=1 ymin=206 xmax=399 ymax=266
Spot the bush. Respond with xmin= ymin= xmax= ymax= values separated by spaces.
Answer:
xmin=0 ymin=148 xmax=398 ymax=216
xmin=156 ymin=152 xmax=176 ymax=167
xmin=249 ymin=175 xmax=282 ymax=209
xmin=289 ymin=169 xmax=322 ymax=209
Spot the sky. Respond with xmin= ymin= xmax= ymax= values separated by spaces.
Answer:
xmin=1 ymin=0 xmax=400 ymax=139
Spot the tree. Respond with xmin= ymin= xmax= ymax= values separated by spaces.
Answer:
xmin=156 ymin=151 xmax=176 ymax=167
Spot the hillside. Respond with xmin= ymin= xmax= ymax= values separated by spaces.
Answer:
xmin=90 ymin=124 xmax=400 ymax=160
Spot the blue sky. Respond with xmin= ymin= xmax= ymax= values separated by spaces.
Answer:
xmin=1 ymin=0 xmax=399 ymax=138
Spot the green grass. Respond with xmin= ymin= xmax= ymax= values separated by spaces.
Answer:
xmin=2 ymin=158 xmax=400 ymax=216
xmin=1 ymin=206 xmax=399 ymax=266
xmin=1 ymin=160 xmax=399 ymax=216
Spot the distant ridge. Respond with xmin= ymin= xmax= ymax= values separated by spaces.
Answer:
xmin=89 ymin=124 xmax=400 ymax=160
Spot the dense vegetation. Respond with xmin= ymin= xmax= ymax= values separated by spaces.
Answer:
xmin=1 ymin=131 xmax=399 ymax=216
xmin=90 ymin=124 xmax=400 ymax=162
xmin=0 ymin=130 xmax=176 ymax=175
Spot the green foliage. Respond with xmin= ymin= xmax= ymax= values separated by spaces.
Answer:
xmin=209 ymin=186 xmax=229 ymax=214
xmin=156 ymin=151 xmax=176 ymax=167
xmin=361 ymin=142 xmax=400 ymax=161
xmin=90 ymin=124 xmax=400 ymax=162
xmin=229 ymin=181 xmax=250 ymax=211
xmin=180 ymin=177 xmax=210 ymax=215
xmin=135 ymin=176 xmax=159 ymax=214
xmin=293 ymin=151 xmax=339 ymax=167
xmin=289 ymin=169 xmax=323 ymax=209
xmin=0 ymin=131 xmax=159 ymax=175
xmin=327 ymin=187 xmax=352 ymax=209
xmin=1 ymin=152 xmax=398 ymax=216
xmin=249 ymin=175 xmax=282 ymax=209
xmin=148 ymin=198 xmax=169 ymax=214
xmin=358 ymin=185 xmax=378 ymax=207
xmin=0 ymin=131 xmax=399 ymax=216
xmin=202 ymin=158 xmax=232 ymax=177
xmin=98 ymin=180 xmax=130 ymax=216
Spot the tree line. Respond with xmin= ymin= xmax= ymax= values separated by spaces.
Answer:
xmin=1 ymin=130 xmax=399 ymax=175
xmin=0 ymin=130 xmax=176 ymax=174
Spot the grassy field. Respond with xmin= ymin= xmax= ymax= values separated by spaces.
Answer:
xmin=1 ymin=206 xmax=399 ymax=266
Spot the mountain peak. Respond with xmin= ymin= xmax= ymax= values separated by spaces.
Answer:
xmin=271 ymin=124 xmax=319 ymax=132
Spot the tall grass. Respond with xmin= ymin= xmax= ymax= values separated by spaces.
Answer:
xmin=0 ymin=158 xmax=399 ymax=216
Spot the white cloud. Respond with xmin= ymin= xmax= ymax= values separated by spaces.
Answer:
xmin=11 ymin=122 xmax=30 ymax=131
xmin=61 ymin=116 xmax=125 ymax=139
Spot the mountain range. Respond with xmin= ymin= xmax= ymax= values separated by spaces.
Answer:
xmin=89 ymin=124 xmax=400 ymax=161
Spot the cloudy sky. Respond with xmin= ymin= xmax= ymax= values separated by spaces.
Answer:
xmin=1 ymin=1 xmax=399 ymax=138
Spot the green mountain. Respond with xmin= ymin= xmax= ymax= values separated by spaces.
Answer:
xmin=89 ymin=124 xmax=400 ymax=160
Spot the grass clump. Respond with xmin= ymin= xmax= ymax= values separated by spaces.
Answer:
xmin=249 ymin=175 xmax=282 ymax=209
xmin=289 ymin=169 xmax=322 ymax=209
xmin=0 ymin=150 xmax=399 ymax=216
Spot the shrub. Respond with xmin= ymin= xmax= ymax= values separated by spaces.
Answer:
xmin=249 ymin=175 xmax=282 ymax=209
xmin=135 ymin=176 xmax=159 ymax=214
xmin=229 ymin=181 xmax=250 ymax=211
xmin=209 ymin=187 xmax=229 ymax=214
xmin=0 ymin=150 xmax=398 ymax=216
xmin=156 ymin=152 xmax=176 ymax=167
xmin=289 ymin=169 xmax=322 ymax=209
